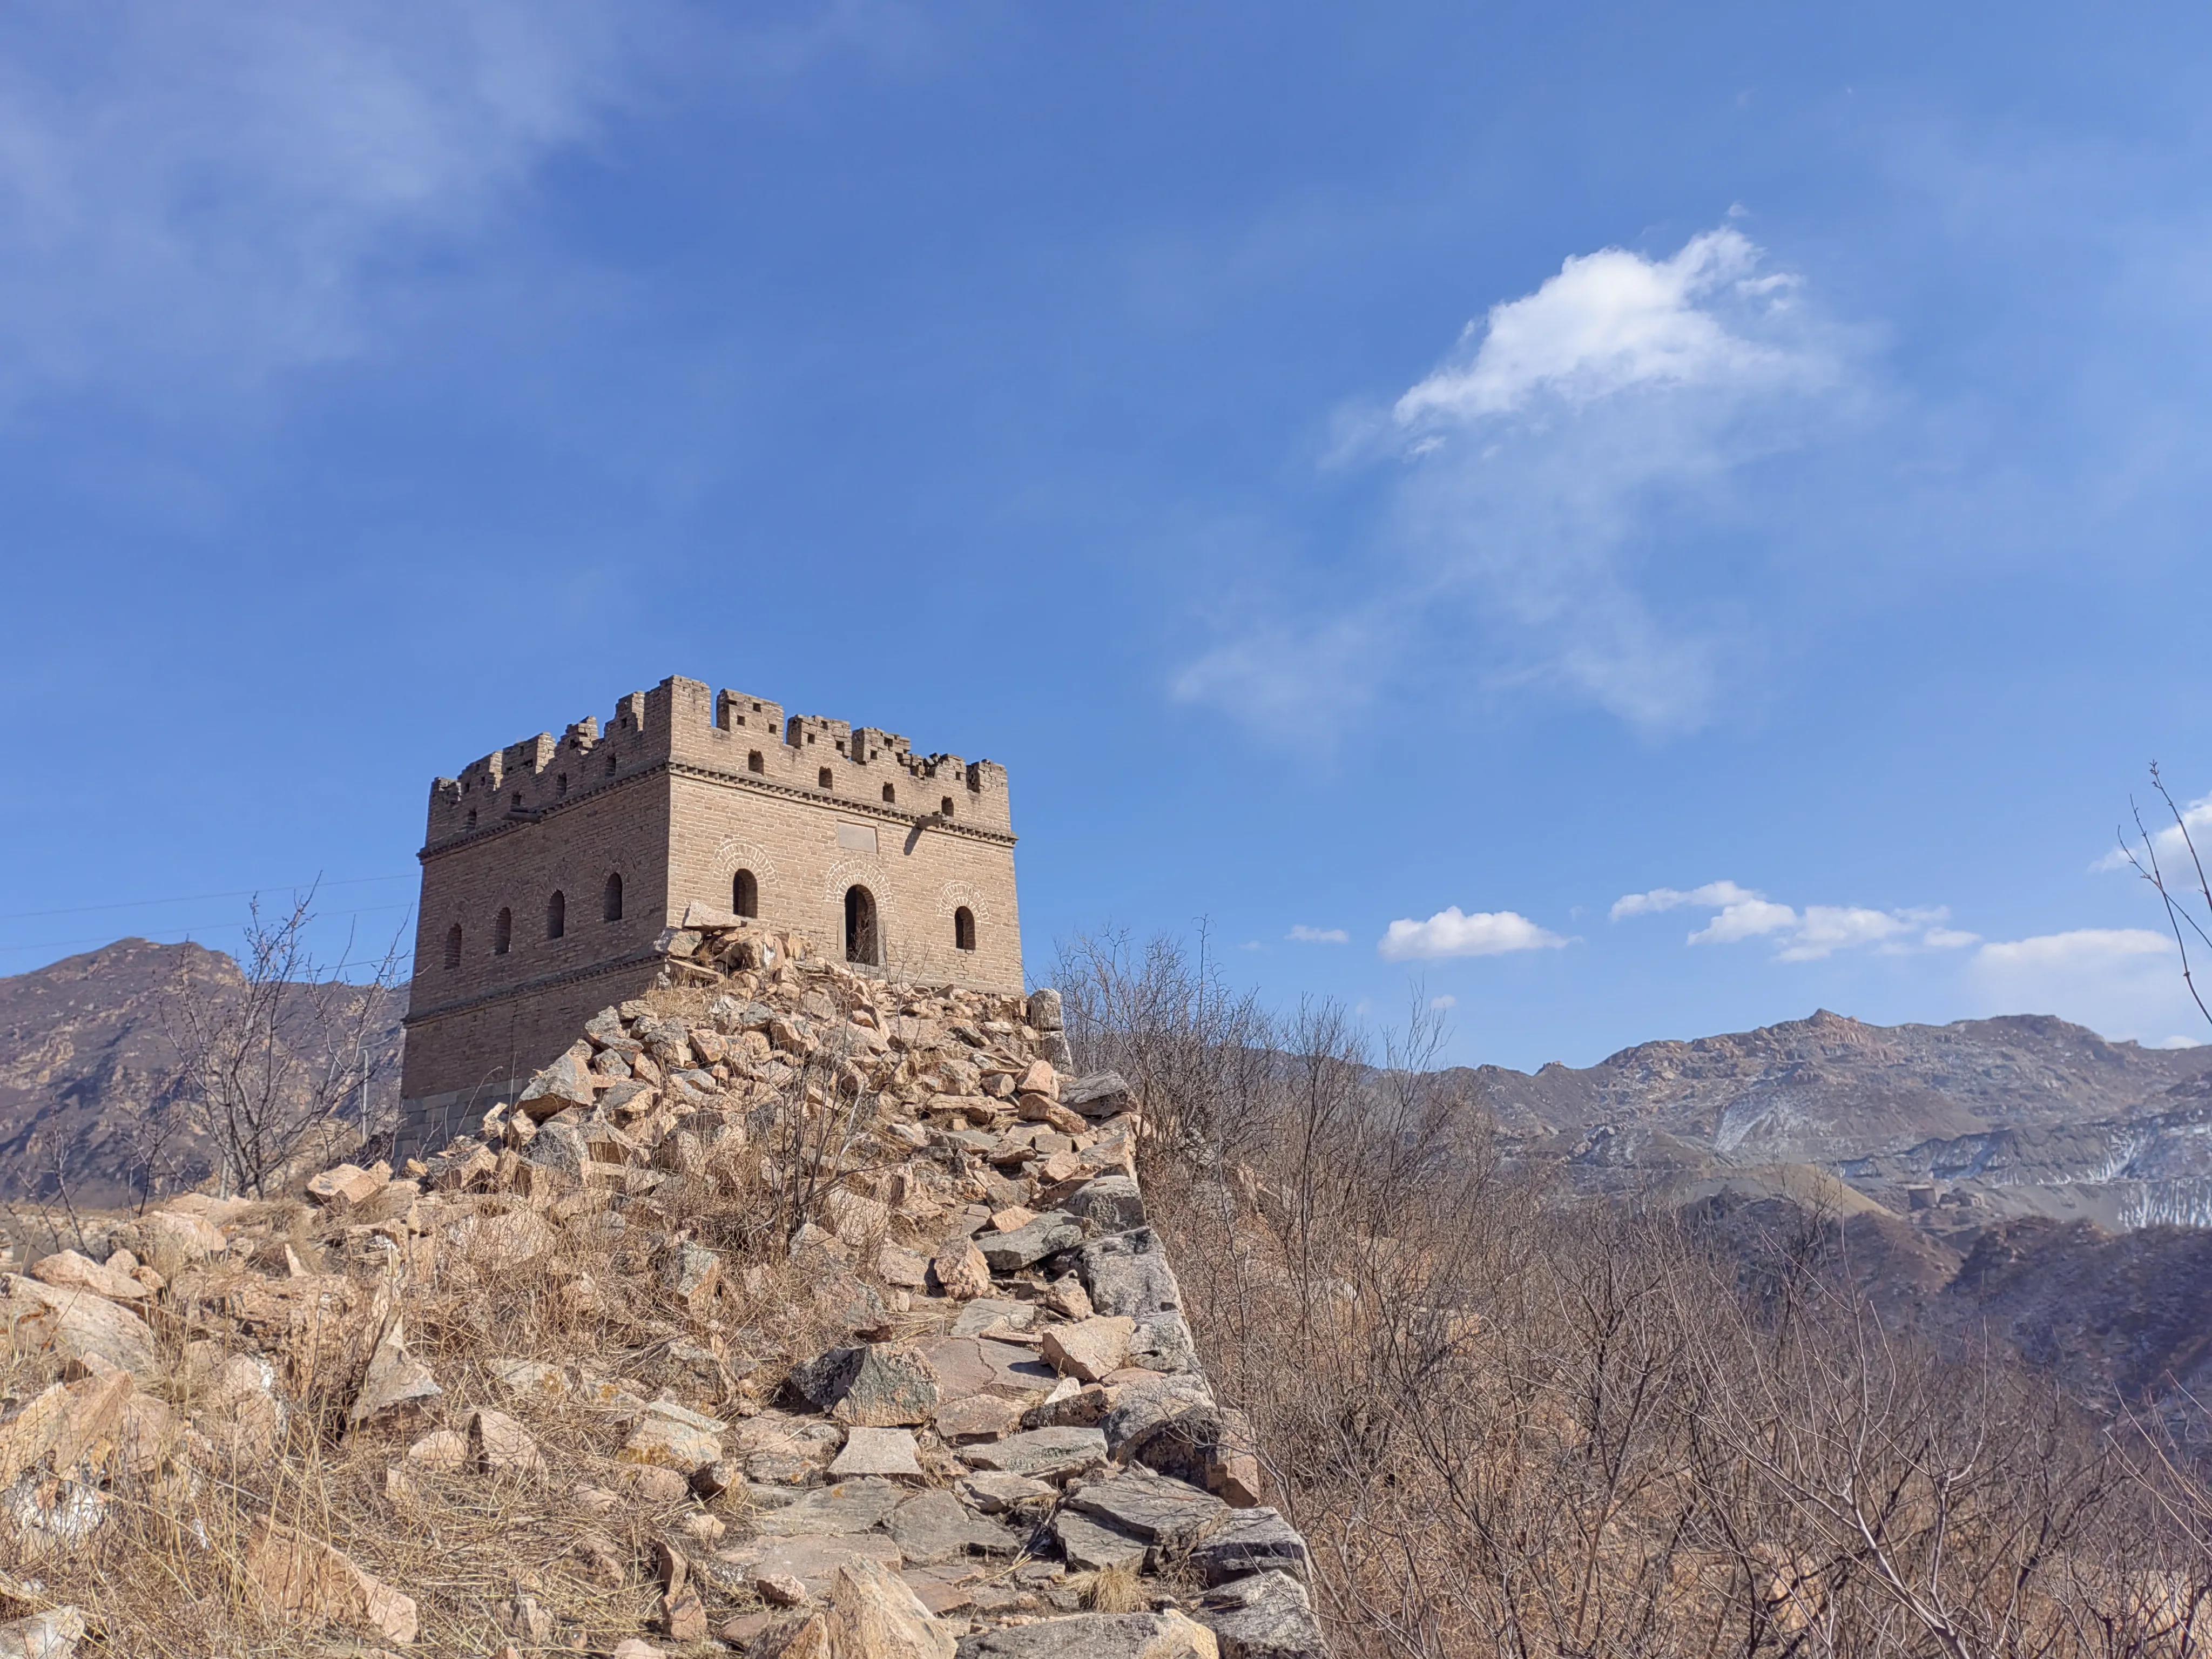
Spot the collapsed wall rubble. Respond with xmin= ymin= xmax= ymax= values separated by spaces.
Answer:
xmin=0 ymin=917 xmax=1325 ymax=1657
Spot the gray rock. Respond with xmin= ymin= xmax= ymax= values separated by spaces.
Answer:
xmin=1060 ymin=1073 xmax=1135 ymax=1119
xmin=751 ymin=1476 xmax=906 ymax=1537
xmin=956 ymin=1611 xmax=1218 ymax=1658
xmin=956 ymin=1426 xmax=1109 ymax=1480
xmin=976 ymin=1212 xmax=1083 ymax=1273
xmin=952 ymin=1298 xmax=1037 ymax=1337
xmin=785 ymin=1345 xmax=940 ymax=1425
xmin=827 ymin=1426 xmax=923 ymax=1480
xmin=1102 ymin=1377 xmax=1222 ymax=1483
xmin=523 ymin=1120 xmax=589 ymax=1175
xmin=1026 ymin=988 xmax=1064 ymax=1031
xmin=1064 ymin=1464 xmax=1229 ymax=1551
xmin=1076 ymin=1229 xmax=1183 ymax=1317
xmin=516 ymin=1053 xmax=595 ymax=1120
xmin=956 ymin=1469 xmax=1056 ymax=1514
xmin=1062 ymin=1175 xmax=1145 ymax=1235
xmin=886 ymin=1489 xmax=1022 ymax=1564
xmin=1198 ymin=1571 xmax=1328 ymax=1659
xmin=1191 ymin=1509 xmax=1311 ymax=1586
xmin=598 ymin=1078 xmax=654 ymax=1115
xmin=1128 ymin=1311 xmax=1201 ymax=1375
xmin=1051 ymin=1509 xmax=1148 ymax=1574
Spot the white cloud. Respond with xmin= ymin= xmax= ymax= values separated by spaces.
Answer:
xmin=1968 ymin=928 xmax=2208 ymax=1045
xmin=1177 ymin=224 xmax=1857 ymax=739
xmin=1613 ymin=880 xmax=1972 ymax=961
xmin=1286 ymin=925 xmax=1350 ymax=945
xmin=1428 ymin=994 xmax=1458 ymax=1010
xmin=1394 ymin=230 xmax=1803 ymax=422
xmin=1378 ymin=907 xmax=1568 ymax=961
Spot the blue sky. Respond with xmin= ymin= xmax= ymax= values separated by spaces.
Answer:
xmin=2 ymin=0 xmax=2209 ymax=1065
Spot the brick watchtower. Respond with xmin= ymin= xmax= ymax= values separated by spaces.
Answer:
xmin=397 ymin=675 xmax=1021 ymax=1148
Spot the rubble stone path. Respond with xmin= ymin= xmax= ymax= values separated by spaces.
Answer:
xmin=0 ymin=919 xmax=1325 ymax=1658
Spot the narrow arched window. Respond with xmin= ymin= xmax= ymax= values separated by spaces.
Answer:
xmin=818 ymin=767 xmax=834 ymax=790
xmin=466 ymin=808 xmax=477 ymax=830
xmin=732 ymin=869 xmax=758 ymax=919
xmin=748 ymin=751 xmax=764 ymax=774
xmin=603 ymin=873 xmax=623 ymax=922
xmin=558 ymin=773 xmax=569 ymax=797
xmin=954 ymin=907 xmax=976 ymax=952
xmin=547 ymin=891 xmax=566 ymax=940
xmin=444 ymin=924 xmax=463 ymax=970
xmin=881 ymin=783 xmax=896 ymax=803
xmin=845 ymin=885 xmax=879 ymax=966
xmin=605 ymin=752 xmax=617 ymax=776
xmin=494 ymin=908 xmax=512 ymax=956
xmin=940 ymin=797 xmax=954 ymax=817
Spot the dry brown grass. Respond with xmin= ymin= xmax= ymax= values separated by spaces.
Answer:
xmin=1060 ymin=928 xmax=2212 ymax=1659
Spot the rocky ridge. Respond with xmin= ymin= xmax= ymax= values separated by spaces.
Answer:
xmin=0 ymin=916 xmax=1322 ymax=1657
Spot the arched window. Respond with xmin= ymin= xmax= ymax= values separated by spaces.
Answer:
xmin=547 ymin=891 xmax=566 ymax=940
xmin=732 ymin=869 xmax=758 ymax=919
xmin=881 ymin=782 xmax=896 ymax=804
xmin=940 ymin=797 xmax=955 ymax=818
xmin=844 ymin=886 xmax=879 ymax=966
xmin=747 ymin=751 xmax=764 ymax=774
xmin=494 ymin=908 xmax=512 ymax=956
xmin=954 ymin=907 xmax=976 ymax=952
xmin=603 ymin=872 xmax=623 ymax=922
xmin=604 ymin=752 xmax=617 ymax=776
xmin=444 ymin=924 xmax=463 ymax=970
xmin=818 ymin=767 xmax=834 ymax=790
xmin=466 ymin=808 xmax=477 ymax=830
xmin=557 ymin=773 xmax=569 ymax=797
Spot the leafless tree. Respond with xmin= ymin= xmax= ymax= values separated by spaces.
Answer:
xmin=2119 ymin=761 xmax=2212 ymax=1033
xmin=163 ymin=884 xmax=407 ymax=1197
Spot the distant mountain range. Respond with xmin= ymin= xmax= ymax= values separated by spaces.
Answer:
xmin=4 ymin=941 xmax=2209 ymax=1412
xmin=0 ymin=939 xmax=405 ymax=1208
xmin=1455 ymin=1008 xmax=2212 ymax=1415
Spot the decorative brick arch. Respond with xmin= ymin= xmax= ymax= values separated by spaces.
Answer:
xmin=819 ymin=858 xmax=882 ymax=905
xmin=935 ymin=881 xmax=993 ymax=925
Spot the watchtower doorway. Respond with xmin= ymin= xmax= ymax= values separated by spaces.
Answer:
xmin=844 ymin=885 xmax=879 ymax=966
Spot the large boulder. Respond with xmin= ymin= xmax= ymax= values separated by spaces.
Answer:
xmin=1075 ymin=1230 xmax=1183 ymax=1318
xmin=787 ymin=1346 xmax=941 ymax=1427
xmin=0 ymin=1276 xmax=159 ymax=1381
xmin=1196 ymin=1572 xmax=1327 ymax=1659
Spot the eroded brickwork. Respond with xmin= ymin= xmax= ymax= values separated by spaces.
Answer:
xmin=401 ymin=676 xmax=1021 ymax=1146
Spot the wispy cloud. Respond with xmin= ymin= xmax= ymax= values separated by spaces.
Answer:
xmin=1612 ymin=879 xmax=1973 ymax=961
xmin=1968 ymin=928 xmax=2203 ymax=1046
xmin=1286 ymin=925 xmax=1350 ymax=944
xmin=0 ymin=1 xmax=902 ymax=404
xmin=1378 ymin=907 xmax=1568 ymax=961
xmin=1178 ymin=225 xmax=1859 ymax=738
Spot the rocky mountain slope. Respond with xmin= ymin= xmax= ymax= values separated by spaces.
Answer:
xmin=1460 ymin=1008 xmax=2212 ymax=1229
xmin=0 ymin=940 xmax=404 ymax=1208
xmin=0 ymin=920 xmax=1319 ymax=1657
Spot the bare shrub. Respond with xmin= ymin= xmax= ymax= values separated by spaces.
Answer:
xmin=1061 ymin=928 xmax=2212 ymax=1659
xmin=163 ymin=885 xmax=407 ymax=1198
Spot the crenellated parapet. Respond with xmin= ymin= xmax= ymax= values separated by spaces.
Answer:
xmin=425 ymin=676 xmax=1013 ymax=851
